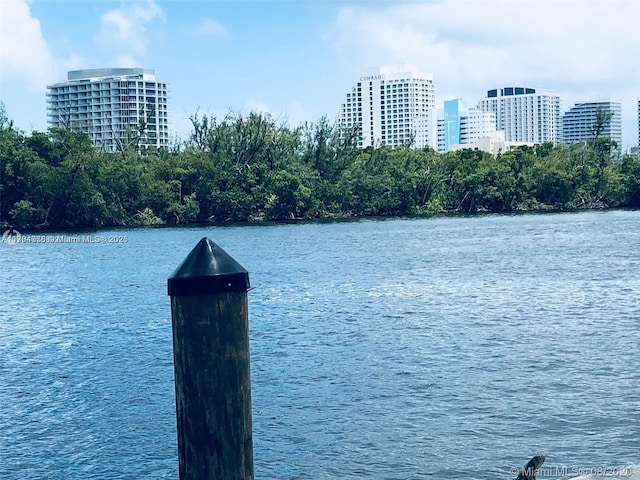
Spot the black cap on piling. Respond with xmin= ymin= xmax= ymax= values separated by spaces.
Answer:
xmin=168 ymin=237 xmax=250 ymax=296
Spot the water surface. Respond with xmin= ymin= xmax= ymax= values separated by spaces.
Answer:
xmin=1 ymin=211 xmax=639 ymax=479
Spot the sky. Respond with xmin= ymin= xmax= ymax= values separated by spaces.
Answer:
xmin=1 ymin=0 xmax=639 ymax=149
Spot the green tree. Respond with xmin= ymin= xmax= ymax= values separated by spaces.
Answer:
xmin=529 ymin=148 xmax=574 ymax=208
xmin=614 ymin=154 xmax=640 ymax=207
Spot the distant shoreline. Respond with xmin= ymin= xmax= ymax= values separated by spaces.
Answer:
xmin=5 ymin=206 xmax=636 ymax=236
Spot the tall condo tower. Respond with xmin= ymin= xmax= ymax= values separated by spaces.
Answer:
xmin=47 ymin=68 xmax=170 ymax=151
xmin=339 ymin=65 xmax=437 ymax=149
xmin=478 ymin=86 xmax=561 ymax=145
xmin=561 ymin=99 xmax=622 ymax=147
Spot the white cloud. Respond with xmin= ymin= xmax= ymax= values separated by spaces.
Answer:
xmin=327 ymin=0 xmax=640 ymax=146
xmin=95 ymin=0 xmax=165 ymax=59
xmin=0 ymin=0 xmax=60 ymax=91
xmin=112 ymin=54 xmax=139 ymax=68
xmin=328 ymin=1 xmax=640 ymax=101
xmin=188 ymin=18 xmax=228 ymax=38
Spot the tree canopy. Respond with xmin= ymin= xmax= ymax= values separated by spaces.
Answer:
xmin=1 ymin=103 xmax=638 ymax=230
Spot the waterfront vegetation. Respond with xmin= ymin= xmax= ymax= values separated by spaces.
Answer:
xmin=1 ymin=103 xmax=640 ymax=230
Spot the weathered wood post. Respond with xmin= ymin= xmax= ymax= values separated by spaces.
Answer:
xmin=168 ymin=237 xmax=254 ymax=480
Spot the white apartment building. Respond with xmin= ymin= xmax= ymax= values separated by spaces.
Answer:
xmin=338 ymin=65 xmax=437 ymax=149
xmin=463 ymin=109 xmax=498 ymax=144
xmin=437 ymin=99 xmax=497 ymax=153
xmin=561 ymin=99 xmax=622 ymax=147
xmin=437 ymin=99 xmax=496 ymax=153
xmin=47 ymin=68 xmax=170 ymax=151
xmin=478 ymin=86 xmax=561 ymax=145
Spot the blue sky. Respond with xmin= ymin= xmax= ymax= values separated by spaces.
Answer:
xmin=2 ymin=0 xmax=639 ymax=149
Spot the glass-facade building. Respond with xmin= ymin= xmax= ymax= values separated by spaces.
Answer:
xmin=561 ymin=99 xmax=622 ymax=147
xmin=442 ymin=99 xmax=464 ymax=151
xmin=46 ymin=68 xmax=170 ymax=151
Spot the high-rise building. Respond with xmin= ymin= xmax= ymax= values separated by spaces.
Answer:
xmin=561 ymin=99 xmax=622 ymax=147
xmin=47 ymin=68 xmax=170 ymax=151
xmin=462 ymin=109 xmax=498 ymax=145
xmin=338 ymin=65 xmax=436 ymax=149
xmin=437 ymin=100 xmax=497 ymax=153
xmin=478 ymin=86 xmax=561 ymax=145
xmin=439 ymin=99 xmax=465 ymax=152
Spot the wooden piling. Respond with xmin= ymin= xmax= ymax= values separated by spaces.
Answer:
xmin=168 ymin=237 xmax=253 ymax=480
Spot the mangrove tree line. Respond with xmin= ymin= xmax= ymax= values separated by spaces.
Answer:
xmin=1 ymin=104 xmax=640 ymax=230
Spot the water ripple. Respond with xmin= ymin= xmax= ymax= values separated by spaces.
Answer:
xmin=1 ymin=211 xmax=639 ymax=479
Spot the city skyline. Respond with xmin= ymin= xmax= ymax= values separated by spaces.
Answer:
xmin=2 ymin=0 xmax=640 ymax=149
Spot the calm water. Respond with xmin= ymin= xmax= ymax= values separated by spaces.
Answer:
xmin=1 ymin=211 xmax=639 ymax=479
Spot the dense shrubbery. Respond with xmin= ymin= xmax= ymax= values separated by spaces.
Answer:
xmin=1 ymin=103 xmax=639 ymax=230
